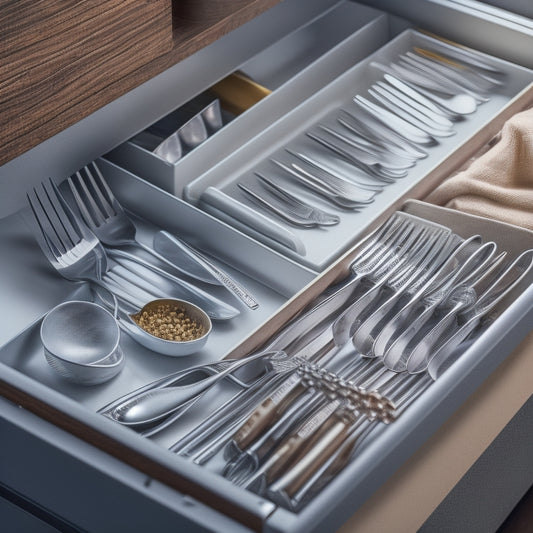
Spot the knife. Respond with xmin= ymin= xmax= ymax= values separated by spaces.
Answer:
xmin=153 ymin=230 xmax=259 ymax=309
xmin=200 ymin=187 xmax=307 ymax=256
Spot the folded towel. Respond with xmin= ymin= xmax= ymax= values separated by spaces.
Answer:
xmin=426 ymin=107 xmax=533 ymax=230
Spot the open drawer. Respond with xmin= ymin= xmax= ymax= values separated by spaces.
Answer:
xmin=1 ymin=1 xmax=533 ymax=532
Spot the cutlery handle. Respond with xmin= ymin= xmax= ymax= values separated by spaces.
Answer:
xmin=268 ymin=418 xmax=351 ymax=501
xmin=232 ymin=374 xmax=305 ymax=450
xmin=154 ymin=231 xmax=259 ymax=310
xmin=200 ymin=187 xmax=306 ymax=255
xmin=263 ymin=399 xmax=340 ymax=484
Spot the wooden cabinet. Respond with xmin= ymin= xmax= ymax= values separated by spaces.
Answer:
xmin=0 ymin=0 xmax=280 ymax=166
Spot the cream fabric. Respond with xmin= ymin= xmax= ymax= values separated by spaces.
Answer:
xmin=426 ymin=107 xmax=533 ymax=230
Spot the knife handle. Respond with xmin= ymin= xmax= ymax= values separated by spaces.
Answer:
xmin=200 ymin=187 xmax=306 ymax=255
xmin=232 ymin=377 xmax=306 ymax=450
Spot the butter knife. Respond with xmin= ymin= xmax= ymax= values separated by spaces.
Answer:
xmin=153 ymin=230 xmax=259 ymax=310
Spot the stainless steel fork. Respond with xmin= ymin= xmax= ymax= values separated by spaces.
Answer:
xmin=238 ymin=174 xmax=340 ymax=227
xmin=27 ymin=178 xmax=239 ymax=320
xmin=69 ymin=163 xmax=255 ymax=310
xmin=68 ymin=163 xmax=185 ymax=269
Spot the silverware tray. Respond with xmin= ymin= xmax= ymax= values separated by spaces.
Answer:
xmin=183 ymin=29 xmax=533 ymax=271
xmin=105 ymin=2 xmax=389 ymax=197
xmin=1 ymin=199 xmax=532 ymax=533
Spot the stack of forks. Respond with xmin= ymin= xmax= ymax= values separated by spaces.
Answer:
xmin=25 ymin=163 xmax=246 ymax=321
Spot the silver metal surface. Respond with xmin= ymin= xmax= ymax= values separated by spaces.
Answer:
xmin=238 ymin=176 xmax=340 ymax=227
xmin=153 ymin=230 xmax=260 ymax=309
xmin=40 ymin=300 xmax=124 ymax=385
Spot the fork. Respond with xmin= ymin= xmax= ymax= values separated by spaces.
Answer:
xmin=27 ymin=178 xmax=239 ymax=320
xmin=68 ymin=163 xmax=203 ymax=276
xmin=331 ymin=224 xmax=446 ymax=346
xmin=69 ymin=163 xmax=260 ymax=310
xmin=26 ymin=179 xmax=128 ymax=300
xmin=238 ymin=174 xmax=340 ymax=227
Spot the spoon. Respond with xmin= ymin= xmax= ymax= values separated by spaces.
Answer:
xmin=95 ymin=288 xmax=212 ymax=356
xmin=106 ymin=350 xmax=300 ymax=427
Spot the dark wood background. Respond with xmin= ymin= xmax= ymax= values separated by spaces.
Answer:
xmin=0 ymin=0 xmax=280 ymax=167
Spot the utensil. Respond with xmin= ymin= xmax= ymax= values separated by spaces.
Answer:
xmin=414 ymin=249 xmax=533 ymax=376
xmin=105 ymin=350 xmax=301 ymax=427
xmin=68 ymin=163 xmax=207 ymax=276
xmin=27 ymin=178 xmax=239 ymax=321
xmin=334 ymin=118 xmax=418 ymax=169
xmin=239 ymin=174 xmax=340 ymax=227
xmin=375 ymin=80 xmax=454 ymax=130
xmin=67 ymin=161 xmax=242 ymax=311
xmin=153 ymin=132 xmax=183 ymax=164
xmin=398 ymin=54 xmax=490 ymax=103
xmin=200 ymin=186 xmax=307 ymax=255
xmin=340 ymin=106 xmax=428 ymax=160
xmin=379 ymin=245 xmax=504 ymax=370
xmin=352 ymin=234 xmax=486 ymax=360
xmin=307 ymin=131 xmax=406 ymax=182
xmin=354 ymin=95 xmax=437 ymax=146
xmin=348 ymin=229 xmax=457 ymax=353
xmin=153 ymin=230 xmax=259 ymax=309
xmin=415 ymin=37 xmax=506 ymax=84
xmin=153 ymin=113 xmax=209 ymax=164
xmin=370 ymin=61 xmax=477 ymax=116
xmin=332 ymin=225 xmax=449 ymax=346
xmin=367 ymin=85 xmax=456 ymax=138
xmin=404 ymin=51 xmax=494 ymax=94
xmin=177 ymin=113 xmax=209 ymax=150
xmin=271 ymin=159 xmax=372 ymax=208
xmin=199 ymin=99 xmax=224 ymax=134
xmin=287 ymin=149 xmax=384 ymax=192
xmin=287 ymin=374 xmax=432 ymax=510
xmin=168 ymin=213 xmax=441 ymax=455
xmin=98 ymin=356 xmax=264 ymax=416
xmin=41 ymin=300 xmax=124 ymax=385
xmin=317 ymin=125 xmax=414 ymax=172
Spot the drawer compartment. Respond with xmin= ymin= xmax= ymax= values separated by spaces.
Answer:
xmin=105 ymin=2 xmax=389 ymax=197
xmin=1 ymin=84 xmax=533 ymax=531
xmin=182 ymin=30 xmax=533 ymax=271
xmin=1 ymin=1 xmax=533 ymax=532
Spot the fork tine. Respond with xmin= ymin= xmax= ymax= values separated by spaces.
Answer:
xmin=29 ymin=181 xmax=73 ymax=256
xmin=69 ymin=171 xmax=107 ymax=227
xmin=42 ymin=178 xmax=83 ymax=250
xmin=88 ymin=162 xmax=122 ymax=216
xmin=26 ymin=190 xmax=61 ymax=265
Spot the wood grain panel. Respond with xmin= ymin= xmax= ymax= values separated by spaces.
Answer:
xmin=0 ymin=0 xmax=281 ymax=167
xmin=0 ymin=0 xmax=173 ymax=167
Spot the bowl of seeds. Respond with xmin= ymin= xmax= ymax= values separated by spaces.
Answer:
xmin=129 ymin=298 xmax=212 ymax=356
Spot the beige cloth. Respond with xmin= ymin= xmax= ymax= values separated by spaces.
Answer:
xmin=425 ymin=107 xmax=533 ymax=230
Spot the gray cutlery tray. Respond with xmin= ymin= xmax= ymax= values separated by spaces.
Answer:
xmin=1 ymin=199 xmax=533 ymax=533
xmin=183 ymin=29 xmax=533 ymax=272
xmin=105 ymin=2 xmax=389 ymax=197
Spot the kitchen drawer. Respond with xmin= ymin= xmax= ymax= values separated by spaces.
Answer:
xmin=1 ymin=1 xmax=533 ymax=532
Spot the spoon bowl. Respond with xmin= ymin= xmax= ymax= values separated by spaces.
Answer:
xmin=126 ymin=298 xmax=212 ymax=357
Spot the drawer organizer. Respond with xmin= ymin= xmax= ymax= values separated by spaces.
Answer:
xmin=105 ymin=2 xmax=389 ymax=197
xmin=1 ymin=2 xmax=533 ymax=532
